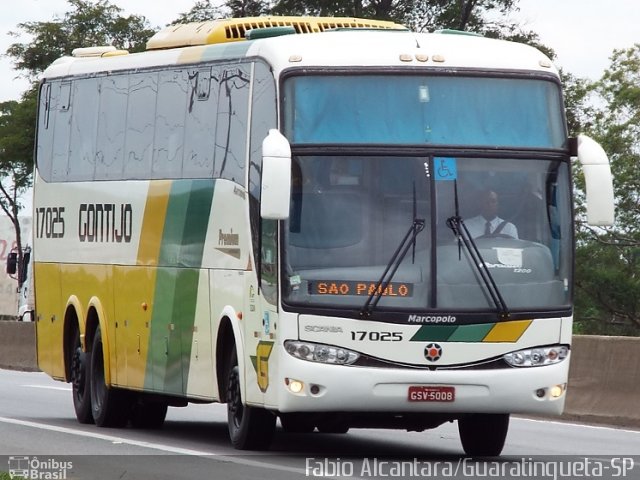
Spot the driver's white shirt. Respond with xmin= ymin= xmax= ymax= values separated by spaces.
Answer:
xmin=464 ymin=215 xmax=519 ymax=239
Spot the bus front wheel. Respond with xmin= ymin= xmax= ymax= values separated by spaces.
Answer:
xmin=90 ymin=327 xmax=131 ymax=427
xmin=226 ymin=353 xmax=276 ymax=450
xmin=458 ymin=413 xmax=509 ymax=457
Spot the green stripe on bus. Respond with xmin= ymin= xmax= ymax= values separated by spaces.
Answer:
xmin=201 ymin=42 xmax=252 ymax=62
xmin=447 ymin=323 xmax=495 ymax=342
xmin=409 ymin=324 xmax=495 ymax=342
xmin=409 ymin=325 xmax=458 ymax=342
xmin=145 ymin=180 xmax=215 ymax=394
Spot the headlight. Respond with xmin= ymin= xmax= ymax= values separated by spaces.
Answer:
xmin=503 ymin=345 xmax=569 ymax=367
xmin=285 ymin=340 xmax=359 ymax=365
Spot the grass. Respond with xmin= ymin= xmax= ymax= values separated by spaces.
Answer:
xmin=0 ymin=473 xmax=25 ymax=480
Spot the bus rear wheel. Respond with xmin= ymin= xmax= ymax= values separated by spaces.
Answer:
xmin=226 ymin=353 xmax=276 ymax=450
xmin=90 ymin=326 xmax=131 ymax=427
xmin=458 ymin=413 xmax=509 ymax=457
xmin=70 ymin=329 xmax=93 ymax=424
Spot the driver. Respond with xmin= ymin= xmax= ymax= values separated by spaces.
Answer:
xmin=465 ymin=189 xmax=518 ymax=239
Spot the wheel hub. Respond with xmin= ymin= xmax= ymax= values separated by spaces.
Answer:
xmin=71 ymin=347 xmax=85 ymax=392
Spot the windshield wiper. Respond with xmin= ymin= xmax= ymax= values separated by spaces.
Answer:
xmin=361 ymin=217 xmax=425 ymax=318
xmin=446 ymin=181 xmax=510 ymax=320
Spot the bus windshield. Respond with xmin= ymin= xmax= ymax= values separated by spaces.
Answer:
xmin=283 ymin=74 xmax=566 ymax=148
xmin=283 ymin=156 xmax=572 ymax=316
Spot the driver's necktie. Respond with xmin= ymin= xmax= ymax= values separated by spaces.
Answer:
xmin=484 ymin=220 xmax=492 ymax=236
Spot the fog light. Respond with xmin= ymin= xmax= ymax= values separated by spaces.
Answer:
xmin=550 ymin=384 xmax=566 ymax=398
xmin=310 ymin=384 xmax=320 ymax=395
xmin=535 ymin=388 xmax=546 ymax=398
xmin=286 ymin=378 xmax=304 ymax=394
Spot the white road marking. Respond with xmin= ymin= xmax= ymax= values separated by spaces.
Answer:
xmin=0 ymin=416 xmax=307 ymax=476
xmin=22 ymin=384 xmax=71 ymax=392
xmin=516 ymin=417 xmax=640 ymax=435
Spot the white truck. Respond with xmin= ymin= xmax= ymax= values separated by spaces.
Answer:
xmin=4 ymin=217 xmax=34 ymax=321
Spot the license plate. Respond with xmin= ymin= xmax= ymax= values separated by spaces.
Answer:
xmin=408 ymin=386 xmax=455 ymax=402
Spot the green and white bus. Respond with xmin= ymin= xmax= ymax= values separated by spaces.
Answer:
xmin=33 ymin=16 xmax=614 ymax=455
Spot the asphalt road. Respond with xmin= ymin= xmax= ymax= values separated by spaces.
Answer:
xmin=1 ymin=368 xmax=639 ymax=480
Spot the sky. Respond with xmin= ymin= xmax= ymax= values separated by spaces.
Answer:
xmin=0 ymin=0 xmax=638 ymax=102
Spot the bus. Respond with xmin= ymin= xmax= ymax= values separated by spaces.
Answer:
xmin=33 ymin=16 xmax=614 ymax=456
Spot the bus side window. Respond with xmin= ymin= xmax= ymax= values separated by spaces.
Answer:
xmin=152 ymin=70 xmax=188 ymax=179
xmin=51 ymin=82 xmax=72 ymax=182
xmin=183 ymin=67 xmax=218 ymax=178
xmin=214 ymin=65 xmax=251 ymax=184
xmin=68 ymin=78 xmax=100 ymax=181
xmin=95 ymin=75 xmax=128 ymax=180
xmin=249 ymin=62 xmax=277 ymax=286
xmin=37 ymin=83 xmax=53 ymax=180
xmin=125 ymin=72 xmax=157 ymax=179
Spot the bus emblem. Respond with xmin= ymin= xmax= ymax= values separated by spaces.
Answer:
xmin=251 ymin=341 xmax=274 ymax=392
xmin=424 ymin=343 xmax=442 ymax=362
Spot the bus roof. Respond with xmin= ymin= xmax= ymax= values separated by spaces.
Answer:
xmin=146 ymin=16 xmax=407 ymax=50
xmin=41 ymin=22 xmax=558 ymax=81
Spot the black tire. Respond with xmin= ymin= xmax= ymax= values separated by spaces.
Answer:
xmin=458 ymin=413 xmax=509 ymax=457
xmin=226 ymin=351 xmax=276 ymax=450
xmin=280 ymin=413 xmax=315 ymax=433
xmin=70 ymin=329 xmax=93 ymax=424
xmin=130 ymin=399 xmax=168 ymax=429
xmin=90 ymin=327 xmax=131 ymax=427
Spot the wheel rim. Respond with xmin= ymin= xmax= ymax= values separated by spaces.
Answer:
xmin=71 ymin=346 xmax=86 ymax=401
xmin=227 ymin=367 xmax=243 ymax=429
xmin=91 ymin=342 xmax=106 ymax=413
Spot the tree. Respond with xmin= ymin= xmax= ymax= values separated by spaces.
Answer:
xmin=6 ymin=0 xmax=155 ymax=80
xmin=571 ymin=44 xmax=640 ymax=335
xmin=406 ymin=0 xmax=517 ymax=33
xmin=269 ymin=0 xmax=549 ymax=57
xmin=170 ymin=0 xmax=226 ymax=24
xmin=225 ymin=0 xmax=269 ymax=17
xmin=3 ymin=0 xmax=157 ymax=294
xmin=0 ymin=88 xmax=37 ymax=286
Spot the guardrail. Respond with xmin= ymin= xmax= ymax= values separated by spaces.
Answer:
xmin=1 ymin=321 xmax=638 ymax=426
xmin=0 ymin=320 xmax=37 ymax=371
xmin=563 ymin=335 xmax=640 ymax=427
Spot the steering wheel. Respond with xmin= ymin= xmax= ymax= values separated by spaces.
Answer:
xmin=475 ymin=233 xmax=516 ymax=240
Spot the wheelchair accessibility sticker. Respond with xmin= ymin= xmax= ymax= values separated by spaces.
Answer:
xmin=434 ymin=157 xmax=457 ymax=181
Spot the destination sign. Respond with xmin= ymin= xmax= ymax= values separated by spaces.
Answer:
xmin=311 ymin=281 xmax=413 ymax=297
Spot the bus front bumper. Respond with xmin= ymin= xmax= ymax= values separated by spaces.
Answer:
xmin=275 ymin=354 xmax=570 ymax=416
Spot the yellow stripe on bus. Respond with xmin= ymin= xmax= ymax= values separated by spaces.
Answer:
xmin=482 ymin=320 xmax=532 ymax=343
xmin=137 ymin=181 xmax=172 ymax=266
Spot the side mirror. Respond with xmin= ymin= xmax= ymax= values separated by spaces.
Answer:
xmin=576 ymin=135 xmax=615 ymax=226
xmin=6 ymin=251 xmax=17 ymax=275
xmin=260 ymin=129 xmax=291 ymax=220
xmin=21 ymin=249 xmax=31 ymax=284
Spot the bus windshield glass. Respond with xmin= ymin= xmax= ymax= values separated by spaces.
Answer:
xmin=283 ymin=74 xmax=566 ymax=148
xmin=283 ymin=156 xmax=572 ymax=315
